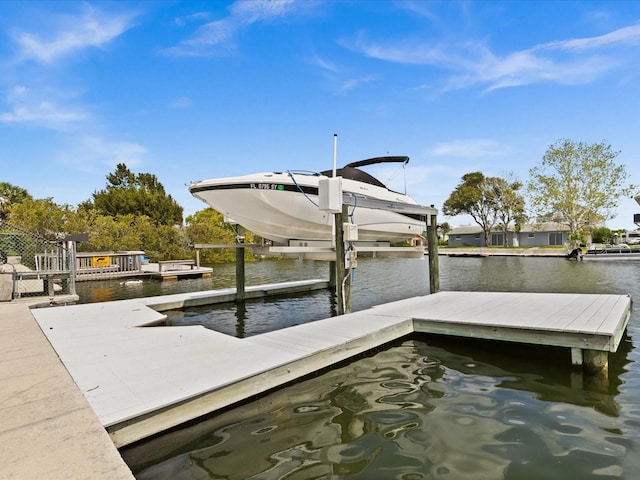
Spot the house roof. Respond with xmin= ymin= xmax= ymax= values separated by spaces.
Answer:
xmin=449 ymin=222 xmax=571 ymax=235
xmin=520 ymin=222 xmax=571 ymax=232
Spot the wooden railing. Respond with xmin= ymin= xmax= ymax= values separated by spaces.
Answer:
xmin=75 ymin=251 xmax=145 ymax=278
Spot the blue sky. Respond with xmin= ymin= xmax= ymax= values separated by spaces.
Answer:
xmin=1 ymin=0 xmax=640 ymax=230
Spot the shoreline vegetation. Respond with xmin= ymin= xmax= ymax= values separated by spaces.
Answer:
xmin=437 ymin=246 xmax=568 ymax=257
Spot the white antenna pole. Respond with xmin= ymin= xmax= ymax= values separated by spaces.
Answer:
xmin=332 ymin=133 xmax=337 ymax=177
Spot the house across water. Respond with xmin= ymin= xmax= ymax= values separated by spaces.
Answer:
xmin=447 ymin=222 xmax=570 ymax=248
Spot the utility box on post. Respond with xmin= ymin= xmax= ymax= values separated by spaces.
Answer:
xmin=318 ymin=176 xmax=342 ymax=213
xmin=343 ymin=223 xmax=359 ymax=241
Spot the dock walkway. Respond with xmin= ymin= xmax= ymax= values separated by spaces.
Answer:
xmin=30 ymin=289 xmax=631 ymax=448
xmin=0 ymin=303 xmax=134 ymax=480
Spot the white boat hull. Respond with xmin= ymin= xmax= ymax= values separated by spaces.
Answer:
xmin=582 ymin=253 xmax=640 ymax=261
xmin=190 ymin=172 xmax=426 ymax=244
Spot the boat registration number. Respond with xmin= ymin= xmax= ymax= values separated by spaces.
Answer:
xmin=250 ymin=183 xmax=285 ymax=190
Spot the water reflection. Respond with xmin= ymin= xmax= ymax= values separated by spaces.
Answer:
xmin=122 ymin=335 xmax=635 ymax=479
xmin=94 ymin=256 xmax=639 ymax=479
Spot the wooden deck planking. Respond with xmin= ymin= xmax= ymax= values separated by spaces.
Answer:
xmin=30 ymin=289 xmax=631 ymax=447
xmin=579 ymin=295 xmax=631 ymax=334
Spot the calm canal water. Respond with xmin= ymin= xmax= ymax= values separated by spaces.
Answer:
xmin=82 ymin=256 xmax=640 ymax=479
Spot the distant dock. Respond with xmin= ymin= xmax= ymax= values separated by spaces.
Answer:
xmin=75 ymin=253 xmax=213 ymax=282
xmin=28 ymin=288 xmax=631 ymax=448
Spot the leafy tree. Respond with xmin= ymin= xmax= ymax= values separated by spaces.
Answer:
xmin=8 ymin=197 xmax=188 ymax=261
xmin=528 ymin=139 xmax=636 ymax=247
xmin=0 ymin=182 xmax=32 ymax=220
xmin=590 ymin=226 xmax=613 ymax=244
xmin=7 ymin=198 xmax=76 ymax=240
xmin=185 ymin=208 xmax=255 ymax=264
xmin=488 ymin=174 xmax=526 ymax=247
xmin=85 ymin=163 xmax=184 ymax=226
xmin=78 ymin=214 xmax=186 ymax=261
xmin=439 ymin=221 xmax=451 ymax=244
xmin=443 ymin=172 xmax=499 ymax=246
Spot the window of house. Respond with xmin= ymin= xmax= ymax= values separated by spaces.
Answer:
xmin=548 ymin=232 xmax=563 ymax=246
xmin=528 ymin=232 xmax=535 ymax=238
xmin=491 ymin=232 xmax=504 ymax=246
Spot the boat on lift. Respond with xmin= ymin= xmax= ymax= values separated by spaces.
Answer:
xmin=189 ymin=156 xmax=426 ymax=245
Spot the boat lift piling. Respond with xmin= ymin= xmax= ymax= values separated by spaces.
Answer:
xmin=324 ymin=187 xmax=439 ymax=315
xmin=334 ymin=204 xmax=351 ymax=315
xmin=235 ymin=226 xmax=245 ymax=303
xmin=427 ymin=208 xmax=440 ymax=294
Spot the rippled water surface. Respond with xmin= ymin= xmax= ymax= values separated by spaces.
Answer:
xmin=100 ymin=256 xmax=640 ymax=479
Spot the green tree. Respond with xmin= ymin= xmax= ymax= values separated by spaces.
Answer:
xmin=443 ymin=172 xmax=499 ymax=246
xmin=0 ymin=182 xmax=32 ymax=220
xmin=85 ymin=164 xmax=184 ymax=226
xmin=439 ymin=221 xmax=451 ymax=245
xmin=185 ymin=208 xmax=255 ymax=264
xmin=78 ymin=214 xmax=186 ymax=261
xmin=590 ymin=226 xmax=613 ymax=244
xmin=488 ymin=175 xmax=526 ymax=247
xmin=528 ymin=139 xmax=636 ymax=247
xmin=7 ymin=198 xmax=76 ymax=240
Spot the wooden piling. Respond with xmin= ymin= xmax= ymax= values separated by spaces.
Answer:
xmin=235 ymin=226 xmax=245 ymax=303
xmin=427 ymin=212 xmax=440 ymax=294
xmin=335 ymin=204 xmax=351 ymax=314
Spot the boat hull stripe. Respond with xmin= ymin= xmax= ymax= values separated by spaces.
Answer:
xmin=189 ymin=183 xmax=425 ymax=222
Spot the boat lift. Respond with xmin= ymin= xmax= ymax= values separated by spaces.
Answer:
xmin=192 ymin=132 xmax=440 ymax=314
xmin=191 ymin=192 xmax=440 ymax=316
xmin=328 ymin=190 xmax=439 ymax=315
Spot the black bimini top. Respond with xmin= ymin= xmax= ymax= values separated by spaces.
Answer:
xmin=320 ymin=156 xmax=409 ymax=188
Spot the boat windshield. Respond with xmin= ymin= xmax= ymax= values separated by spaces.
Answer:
xmin=320 ymin=156 xmax=409 ymax=190
xmin=319 ymin=166 xmax=386 ymax=188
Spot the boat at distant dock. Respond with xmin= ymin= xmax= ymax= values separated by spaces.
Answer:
xmin=568 ymin=243 xmax=640 ymax=261
xmin=189 ymin=156 xmax=426 ymax=245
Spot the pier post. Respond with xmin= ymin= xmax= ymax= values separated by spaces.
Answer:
xmin=427 ymin=211 xmax=440 ymax=294
xmin=583 ymin=350 xmax=609 ymax=376
xmin=335 ymin=205 xmax=351 ymax=315
xmin=329 ymin=261 xmax=336 ymax=289
xmin=235 ymin=227 xmax=245 ymax=303
xmin=571 ymin=347 xmax=609 ymax=383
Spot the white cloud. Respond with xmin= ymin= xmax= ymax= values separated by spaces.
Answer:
xmin=309 ymin=53 xmax=378 ymax=93
xmin=163 ymin=0 xmax=304 ymax=57
xmin=538 ymin=24 xmax=640 ymax=52
xmin=344 ymin=23 xmax=640 ymax=92
xmin=429 ymin=139 xmax=514 ymax=158
xmin=174 ymin=12 xmax=212 ymax=27
xmin=0 ymin=102 xmax=87 ymax=126
xmin=0 ymin=85 xmax=88 ymax=129
xmin=58 ymin=136 xmax=148 ymax=173
xmin=11 ymin=5 xmax=135 ymax=64
xmin=167 ymin=97 xmax=193 ymax=109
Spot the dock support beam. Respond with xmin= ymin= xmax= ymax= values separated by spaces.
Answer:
xmin=335 ymin=205 xmax=351 ymax=315
xmin=235 ymin=227 xmax=245 ymax=303
xmin=427 ymin=211 xmax=440 ymax=294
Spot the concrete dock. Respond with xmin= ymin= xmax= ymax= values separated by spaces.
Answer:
xmin=0 ymin=302 xmax=134 ymax=480
xmin=1 ymin=284 xmax=631 ymax=477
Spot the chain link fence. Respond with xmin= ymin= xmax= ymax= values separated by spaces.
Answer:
xmin=0 ymin=220 xmax=75 ymax=301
